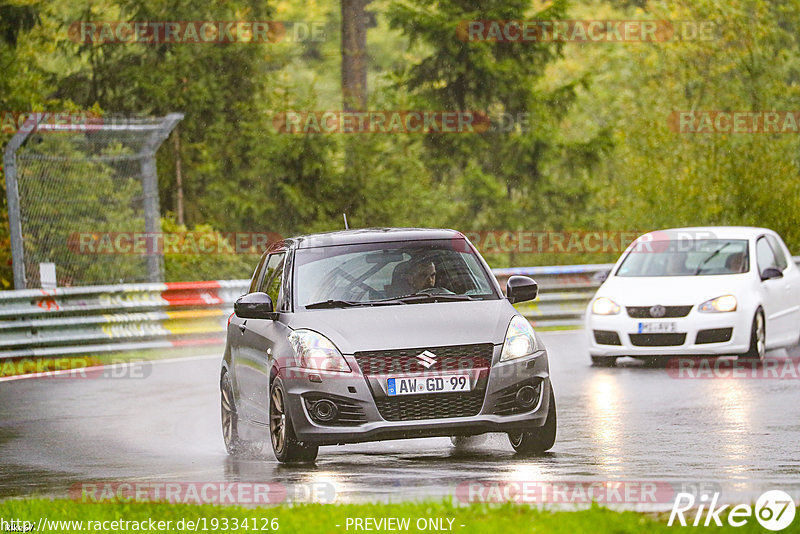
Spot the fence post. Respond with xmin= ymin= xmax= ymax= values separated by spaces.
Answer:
xmin=139 ymin=113 xmax=184 ymax=283
xmin=2 ymin=115 xmax=42 ymax=289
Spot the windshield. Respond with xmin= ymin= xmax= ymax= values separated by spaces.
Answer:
xmin=615 ymin=239 xmax=750 ymax=277
xmin=294 ymin=239 xmax=499 ymax=308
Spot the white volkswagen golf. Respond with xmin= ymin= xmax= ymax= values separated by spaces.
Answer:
xmin=587 ymin=227 xmax=800 ymax=366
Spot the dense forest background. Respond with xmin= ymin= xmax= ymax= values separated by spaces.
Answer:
xmin=2 ymin=0 xmax=800 ymax=286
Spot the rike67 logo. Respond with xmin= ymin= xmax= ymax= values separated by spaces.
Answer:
xmin=669 ymin=490 xmax=796 ymax=531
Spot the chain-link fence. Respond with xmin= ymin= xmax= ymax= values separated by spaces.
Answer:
xmin=3 ymin=113 xmax=182 ymax=289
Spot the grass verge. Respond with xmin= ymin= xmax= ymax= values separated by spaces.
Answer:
xmin=0 ymin=499 xmax=795 ymax=533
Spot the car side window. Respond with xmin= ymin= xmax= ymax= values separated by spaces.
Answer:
xmin=756 ymin=237 xmax=779 ymax=275
xmin=259 ymin=252 xmax=286 ymax=304
xmin=248 ymin=255 xmax=268 ymax=293
xmin=766 ymin=235 xmax=789 ymax=271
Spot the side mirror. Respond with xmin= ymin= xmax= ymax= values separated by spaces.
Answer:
xmin=593 ymin=270 xmax=610 ymax=283
xmin=234 ymin=292 xmax=274 ymax=319
xmin=761 ymin=267 xmax=784 ymax=281
xmin=506 ymin=275 xmax=538 ymax=304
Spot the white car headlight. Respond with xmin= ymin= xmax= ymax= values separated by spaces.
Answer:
xmin=592 ymin=297 xmax=621 ymax=315
xmin=698 ymin=295 xmax=737 ymax=313
xmin=500 ymin=315 xmax=541 ymax=362
xmin=288 ymin=329 xmax=351 ymax=372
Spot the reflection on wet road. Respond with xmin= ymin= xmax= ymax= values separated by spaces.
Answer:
xmin=2 ymin=331 xmax=800 ymax=509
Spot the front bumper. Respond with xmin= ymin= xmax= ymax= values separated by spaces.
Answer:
xmin=586 ymin=309 xmax=750 ymax=357
xmin=281 ymin=346 xmax=551 ymax=446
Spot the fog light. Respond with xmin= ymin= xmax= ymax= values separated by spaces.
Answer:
xmin=515 ymin=385 xmax=538 ymax=409
xmin=311 ymin=399 xmax=338 ymax=422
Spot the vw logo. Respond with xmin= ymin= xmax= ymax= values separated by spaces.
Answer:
xmin=649 ymin=305 xmax=666 ymax=318
xmin=415 ymin=350 xmax=437 ymax=369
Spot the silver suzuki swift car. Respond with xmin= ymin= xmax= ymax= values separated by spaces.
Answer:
xmin=220 ymin=228 xmax=556 ymax=463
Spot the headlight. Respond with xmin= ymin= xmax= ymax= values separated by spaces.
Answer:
xmin=699 ymin=295 xmax=737 ymax=313
xmin=592 ymin=297 xmax=621 ymax=315
xmin=288 ymin=329 xmax=351 ymax=372
xmin=500 ymin=315 xmax=541 ymax=362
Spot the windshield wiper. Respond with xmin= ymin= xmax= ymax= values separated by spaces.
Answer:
xmin=304 ymin=299 xmax=369 ymax=309
xmin=693 ymin=241 xmax=733 ymax=275
xmin=306 ymin=292 xmax=477 ymax=309
xmin=394 ymin=292 xmax=476 ymax=303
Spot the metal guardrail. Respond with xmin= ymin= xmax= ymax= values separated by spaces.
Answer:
xmin=2 ymin=258 xmax=797 ymax=359
xmin=0 ymin=280 xmax=248 ymax=358
xmin=493 ymin=264 xmax=612 ymax=328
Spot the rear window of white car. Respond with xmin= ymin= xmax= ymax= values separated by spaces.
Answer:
xmin=616 ymin=239 xmax=749 ymax=277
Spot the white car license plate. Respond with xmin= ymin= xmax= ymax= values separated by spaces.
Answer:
xmin=387 ymin=375 xmax=470 ymax=396
xmin=637 ymin=322 xmax=678 ymax=334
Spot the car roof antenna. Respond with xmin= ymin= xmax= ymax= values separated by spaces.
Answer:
xmin=343 ymin=213 xmax=349 ymax=230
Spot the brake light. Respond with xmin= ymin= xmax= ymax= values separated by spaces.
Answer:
xmin=227 ymin=312 xmax=235 ymax=327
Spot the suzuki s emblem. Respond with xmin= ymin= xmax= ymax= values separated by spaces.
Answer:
xmin=650 ymin=305 xmax=666 ymax=318
xmin=416 ymin=350 xmax=437 ymax=369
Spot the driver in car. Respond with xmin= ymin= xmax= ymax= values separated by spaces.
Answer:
xmin=407 ymin=260 xmax=436 ymax=292
xmin=390 ymin=258 xmax=436 ymax=297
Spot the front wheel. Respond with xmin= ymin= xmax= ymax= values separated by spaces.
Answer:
xmin=269 ymin=377 xmax=318 ymax=463
xmin=221 ymin=372 xmax=252 ymax=456
xmin=739 ymin=309 xmax=765 ymax=362
xmin=507 ymin=386 xmax=557 ymax=454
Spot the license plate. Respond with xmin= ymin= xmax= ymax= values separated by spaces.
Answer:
xmin=387 ymin=375 xmax=471 ymax=396
xmin=637 ymin=322 xmax=678 ymax=334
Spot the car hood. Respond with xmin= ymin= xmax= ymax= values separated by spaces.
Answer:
xmin=597 ymin=274 xmax=752 ymax=306
xmin=286 ymin=300 xmax=515 ymax=354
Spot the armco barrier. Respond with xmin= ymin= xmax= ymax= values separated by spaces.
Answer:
xmin=1 ymin=258 xmax=797 ymax=359
xmin=0 ymin=280 xmax=249 ymax=359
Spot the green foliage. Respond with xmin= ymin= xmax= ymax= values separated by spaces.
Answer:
xmin=161 ymin=216 xmax=256 ymax=282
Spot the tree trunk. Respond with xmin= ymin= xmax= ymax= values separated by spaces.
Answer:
xmin=173 ymin=127 xmax=184 ymax=226
xmin=341 ymin=0 xmax=369 ymax=111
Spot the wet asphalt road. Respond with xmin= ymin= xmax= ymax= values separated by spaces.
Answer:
xmin=2 ymin=330 xmax=800 ymax=509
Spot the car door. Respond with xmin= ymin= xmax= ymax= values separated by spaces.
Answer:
xmin=229 ymin=253 xmax=267 ymax=414
xmin=765 ymin=234 xmax=800 ymax=345
xmin=755 ymin=236 xmax=792 ymax=347
xmin=236 ymin=250 xmax=289 ymax=425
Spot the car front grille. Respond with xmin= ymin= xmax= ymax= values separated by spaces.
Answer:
xmin=626 ymin=306 xmax=692 ymax=318
xmin=374 ymin=392 xmax=485 ymax=421
xmin=353 ymin=343 xmax=493 ymax=375
xmin=629 ymin=333 xmax=687 ymax=346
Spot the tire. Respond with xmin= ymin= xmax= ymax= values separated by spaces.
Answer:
xmin=221 ymin=372 xmax=250 ymax=456
xmin=507 ymin=386 xmax=557 ymax=454
xmin=591 ymin=355 xmax=617 ymax=367
xmin=269 ymin=377 xmax=318 ymax=463
xmin=739 ymin=309 xmax=765 ymax=362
